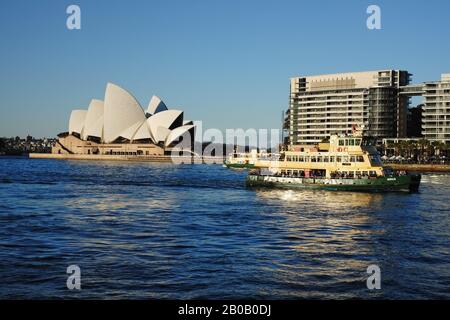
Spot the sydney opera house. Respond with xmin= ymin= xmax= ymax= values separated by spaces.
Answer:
xmin=53 ymin=83 xmax=195 ymax=156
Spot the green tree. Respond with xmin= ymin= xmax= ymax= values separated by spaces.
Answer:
xmin=417 ymin=138 xmax=430 ymax=162
xmin=404 ymin=140 xmax=415 ymax=159
xmin=392 ymin=142 xmax=401 ymax=156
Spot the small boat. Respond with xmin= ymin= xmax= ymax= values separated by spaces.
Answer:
xmin=224 ymin=149 xmax=278 ymax=169
xmin=246 ymin=132 xmax=421 ymax=193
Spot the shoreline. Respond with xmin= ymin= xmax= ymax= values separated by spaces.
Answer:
xmin=387 ymin=163 xmax=450 ymax=173
xmin=12 ymin=154 xmax=450 ymax=172
xmin=28 ymin=153 xmax=225 ymax=164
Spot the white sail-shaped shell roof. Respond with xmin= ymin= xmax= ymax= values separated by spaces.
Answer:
xmin=118 ymin=120 xmax=145 ymax=141
xmin=132 ymin=122 xmax=153 ymax=141
xmin=82 ymin=99 xmax=104 ymax=140
xmin=69 ymin=110 xmax=87 ymax=136
xmin=165 ymin=124 xmax=195 ymax=147
xmin=153 ymin=126 xmax=171 ymax=143
xmin=65 ymin=83 xmax=196 ymax=148
xmin=103 ymin=83 xmax=146 ymax=143
xmin=147 ymin=110 xmax=183 ymax=143
xmin=147 ymin=95 xmax=168 ymax=115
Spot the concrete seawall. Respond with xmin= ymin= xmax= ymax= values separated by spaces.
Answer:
xmin=387 ymin=163 xmax=450 ymax=173
xmin=29 ymin=153 xmax=225 ymax=164
xmin=29 ymin=154 xmax=450 ymax=172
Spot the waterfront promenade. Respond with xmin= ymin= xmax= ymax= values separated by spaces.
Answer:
xmin=28 ymin=153 xmax=450 ymax=172
xmin=387 ymin=163 xmax=450 ymax=173
xmin=28 ymin=153 xmax=225 ymax=164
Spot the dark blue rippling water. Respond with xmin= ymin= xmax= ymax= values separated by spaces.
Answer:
xmin=0 ymin=157 xmax=449 ymax=299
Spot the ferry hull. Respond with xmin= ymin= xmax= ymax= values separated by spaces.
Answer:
xmin=224 ymin=162 xmax=255 ymax=169
xmin=246 ymin=174 xmax=421 ymax=193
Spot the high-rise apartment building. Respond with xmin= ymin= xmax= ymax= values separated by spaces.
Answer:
xmin=288 ymin=70 xmax=411 ymax=145
xmin=422 ymin=74 xmax=450 ymax=142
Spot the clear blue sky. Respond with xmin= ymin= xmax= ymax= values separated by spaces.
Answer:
xmin=0 ymin=0 xmax=449 ymax=138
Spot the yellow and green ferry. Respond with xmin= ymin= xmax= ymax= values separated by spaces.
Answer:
xmin=224 ymin=149 xmax=278 ymax=169
xmin=246 ymin=133 xmax=421 ymax=193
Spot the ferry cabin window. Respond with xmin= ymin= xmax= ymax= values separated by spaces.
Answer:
xmin=323 ymin=156 xmax=329 ymax=162
xmin=348 ymin=139 xmax=355 ymax=146
xmin=311 ymin=156 xmax=316 ymax=162
xmin=336 ymin=156 xmax=342 ymax=162
xmin=339 ymin=139 xmax=345 ymax=146
xmin=317 ymin=156 xmax=323 ymax=162
xmin=330 ymin=156 xmax=335 ymax=162
xmin=357 ymin=155 xmax=365 ymax=162
xmin=299 ymin=156 xmax=304 ymax=162
xmin=355 ymin=139 xmax=361 ymax=145
xmin=343 ymin=156 xmax=349 ymax=163
xmin=350 ymin=156 xmax=356 ymax=162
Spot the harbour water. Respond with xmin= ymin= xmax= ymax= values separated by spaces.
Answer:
xmin=0 ymin=157 xmax=449 ymax=299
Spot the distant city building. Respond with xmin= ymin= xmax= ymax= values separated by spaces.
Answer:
xmin=288 ymin=70 xmax=411 ymax=145
xmin=53 ymin=83 xmax=196 ymax=156
xmin=422 ymin=74 xmax=450 ymax=142
xmin=0 ymin=136 xmax=56 ymax=155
